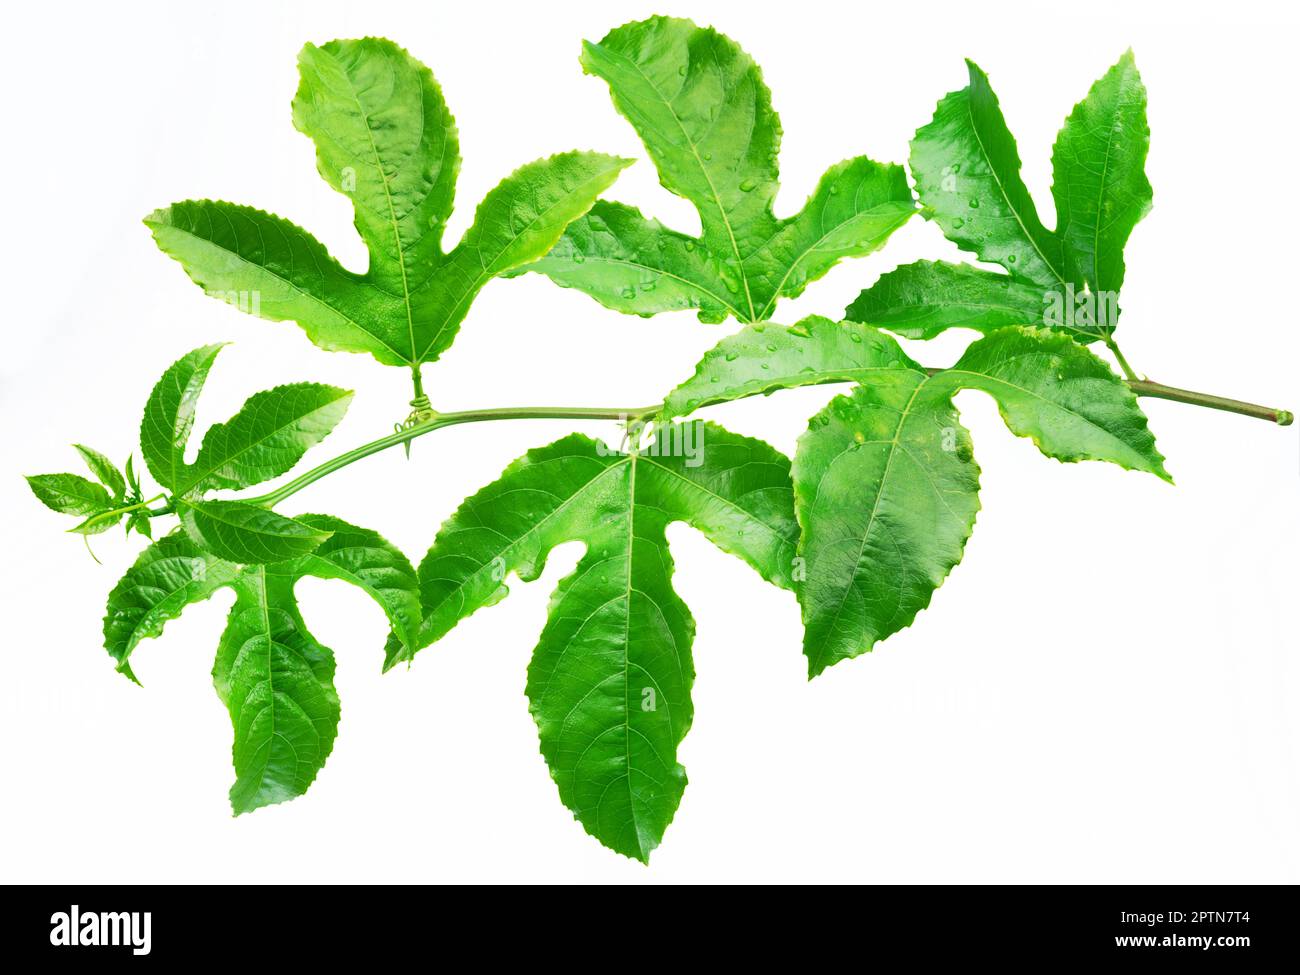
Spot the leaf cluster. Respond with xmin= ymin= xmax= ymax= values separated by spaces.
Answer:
xmin=28 ymin=17 xmax=1199 ymax=859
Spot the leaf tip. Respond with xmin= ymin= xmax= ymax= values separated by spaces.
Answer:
xmin=116 ymin=660 xmax=142 ymax=687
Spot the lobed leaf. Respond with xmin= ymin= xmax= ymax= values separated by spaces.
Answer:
xmin=518 ymin=16 xmax=915 ymax=324
xmin=933 ymin=327 xmax=1169 ymax=479
xmin=214 ymin=564 xmax=341 ymax=814
xmin=663 ymin=318 xmax=1167 ymax=672
xmin=103 ymin=533 xmax=239 ymax=682
xmin=401 ymin=422 xmax=798 ymax=859
xmin=103 ymin=518 xmax=419 ymax=809
xmin=854 ymin=53 xmax=1152 ymax=344
xmin=148 ymin=39 xmax=629 ymax=367
xmin=139 ymin=343 xmax=225 ymax=491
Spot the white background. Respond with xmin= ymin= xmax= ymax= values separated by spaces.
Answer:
xmin=1 ymin=0 xmax=1296 ymax=884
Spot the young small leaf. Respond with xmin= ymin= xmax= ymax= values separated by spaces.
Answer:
xmin=147 ymin=38 xmax=629 ymax=367
xmin=179 ymin=500 xmax=332 ymax=564
xmin=516 ymin=16 xmax=915 ymax=324
xmin=140 ymin=344 xmax=225 ymax=491
xmin=126 ymin=511 xmax=153 ymax=540
xmin=125 ymin=454 xmax=140 ymax=495
xmin=183 ymin=383 xmax=352 ymax=495
xmin=74 ymin=445 xmax=125 ymax=499
xmin=26 ymin=473 xmax=111 ymax=516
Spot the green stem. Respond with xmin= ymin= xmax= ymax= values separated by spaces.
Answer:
xmin=71 ymin=493 xmax=166 ymax=533
xmin=1105 ymin=337 xmax=1141 ymax=382
xmin=1129 ymin=380 xmax=1293 ymax=426
xmin=245 ymin=404 xmax=659 ymax=508
xmin=231 ymin=371 xmax=1291 ymax=511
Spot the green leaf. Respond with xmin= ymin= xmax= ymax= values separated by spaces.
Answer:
xmin=139 ymin=344 xmax=225 ymax=492
xmin=912 ymin=61 xmax=1065 ymax=292
xmin=126 ymin=511 xmax=153 ymax=540
xmin=403 ymin=422 xmax=797 ymax=859
xmin=102 ymin=517 xmax=418 ymax=808
xmin=74 ymin=445 xmax=125 ymax=499
xmin=515 ymin=201 xmax=736 ymax=322
xmin=933 ymin=327 xmax=1169 ymax=479
xmin=294 ymin=514 xmax=421 ymax=655
xmin=742 ymin=156 xmax=916 ymax=318
xmin=517 ymin=16 xmax=914 ymax=324
xmin=124 ymin=454 xmax=141 ymax=495
xmin=873 ymin=54 xmax=1153 ymax=344
xmin=844 ymin=260 xmax=1048 ymax=340
xmin=1050 ymin=50 xmax=1152 ymax=297
xmin=144 ymin=202 xmax=408 ymax=365
xmin=408 ymin=151 xmax=632 ymax=364
xmin=214 ymin=564 xmax=340 ymax=814
xmin=68 ymin=511 xmax=124 ymax=536
xmin=667 ymin=318 xmax=1167 ymax=477
xmin=26 ymin=473 xmax=111 ymax=516
xmin=662 ymin=318 xmax=1168 ymax=673
xmin=795 ymin=378 xmax=980 ymax=676
xmin=103 ymin=533 xmax=239 ymax=681
xmin=179 ymin=500 xmax=332 ymax=564
xmin=663 ymin=315 xmax=920 ymax=419
xmin=147 ymin=37 xmax=629 ymax=367
xmin=183 ymin=383 xmax=352 ymax=495
xmin=293 ymin=37 xmax=460 ymax=295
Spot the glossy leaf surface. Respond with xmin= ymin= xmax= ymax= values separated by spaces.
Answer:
xmin=402 ymin=422 xmax=798 ymax=859
xmin=147 ymin=38 xmax=628 ymax=367
xmin=517 ymin=16 xmax=915 ymax=324
xmin=179 ymin=500 xmax=333 ymax=564
xmin=852 ymin=54 xmax=1151 ymax=343
xmin=103 ymin=520 xmax=418 ymax=809
xmin=665 ymin=317 xmax=1166 ymax=672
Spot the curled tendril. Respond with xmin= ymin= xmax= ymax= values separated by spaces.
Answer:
xmin=396 ymin=394 xmax=437 ymax=458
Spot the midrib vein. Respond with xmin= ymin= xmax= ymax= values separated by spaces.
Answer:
xmin=337 ymin=63 xmax=420 ymax=364
xmin=624 ymin=57 xmax=757 ymax=321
